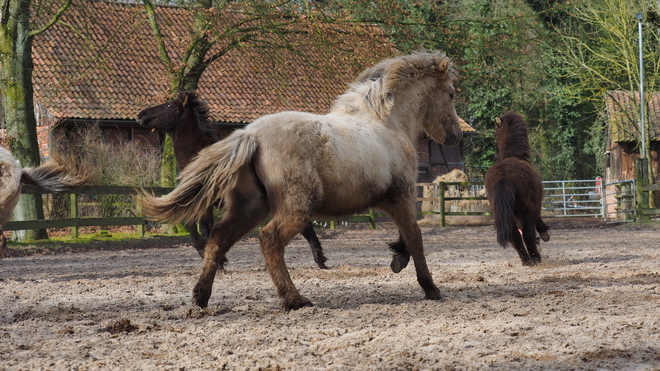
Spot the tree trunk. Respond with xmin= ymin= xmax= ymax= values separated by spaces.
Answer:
xmin=0 ymin=0 xmax=47 ymax=241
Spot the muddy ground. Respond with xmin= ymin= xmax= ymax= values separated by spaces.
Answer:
xmin=1 ymin=219 xmax=659 ymax=370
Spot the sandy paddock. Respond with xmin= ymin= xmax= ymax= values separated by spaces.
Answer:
xmin=1 ymin=220 xmax=659 ymax=370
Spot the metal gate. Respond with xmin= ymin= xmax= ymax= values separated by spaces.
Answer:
xmin=541 ymin=179 xmax=636 ymax=222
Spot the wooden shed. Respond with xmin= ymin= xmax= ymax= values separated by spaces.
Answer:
xmin=604 ymin=91 xmax=660 ymax=184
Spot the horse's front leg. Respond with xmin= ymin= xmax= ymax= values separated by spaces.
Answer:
xmin=260 ymin=216 xmax=313 ymax=311
xmin=380 ymin=200 xmax=442 ymax=301
xmin=300 ymin=222 xmax=328 ymax=269
xmin=186 ymin=221 xmax=207 ymax=258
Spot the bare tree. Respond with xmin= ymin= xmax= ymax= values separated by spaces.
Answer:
xmin=142 ymin=0 xmax=304 ymax=186
xmin=0 ymin=0 xmax=71 ymax=241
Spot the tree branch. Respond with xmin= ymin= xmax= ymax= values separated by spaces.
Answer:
xmin=28 ymin=0 xmax=72 ymax=37
xmin=142 ymin=0 xmax=174 ymax=75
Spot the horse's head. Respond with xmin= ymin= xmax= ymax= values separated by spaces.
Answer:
xmin=494 ymin=112 xmax=531 ymax=161
xmin=415 ymin=56 xmax=462 ymax=147
xmin=352 ymin=52 xmax=463 ymax=147
xmin=136 ymin=91 xmax=206 ymax=133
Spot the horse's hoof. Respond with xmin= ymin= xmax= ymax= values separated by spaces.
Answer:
xmin=217 ymin=256 xmax=229 ymax=271
xmin=193 ymin=284 xmax=211 ymax=308
xmin=390 ymin=254 xmax=410 ymax=273
xmin=424 ymin=287 xmax=444 ymax=301
xmin=540 ymin=232 xmax=550 ymax=242
xmin=522 ymin=259 xmax=541 ymax=267
xmin=317 ymin=262 xmax=329 ymax=270
xmin=283 ymin=296 xmax=313 ymax=311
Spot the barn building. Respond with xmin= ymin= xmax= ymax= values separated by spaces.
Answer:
xmin=604 ymin=90 xmax=660 ymax=184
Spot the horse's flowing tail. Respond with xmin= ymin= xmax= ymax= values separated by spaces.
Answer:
xmin=491 ymin=179 xmax=517 ymax=248
xmin=137 ymin=132 xmax=258 ymax=226
xmin=20 ymin=154 xmax=89 ymax=192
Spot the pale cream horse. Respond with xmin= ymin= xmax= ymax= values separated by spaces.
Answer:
xmin=138 ymin=51 xmax=463 ymax=311
xmin=0 ymin=148 xmax=89 ymax=257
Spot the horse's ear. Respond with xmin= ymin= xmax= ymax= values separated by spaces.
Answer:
xmin=180 ymin=91 xmax=190 ymax=106
xmin=436 ymin=60 xmax=449 ymax=78
xmin=495 ymin=116 xmax=502 ymax=128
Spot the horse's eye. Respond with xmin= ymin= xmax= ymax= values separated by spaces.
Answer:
xmin=166 ymin=104 xmax=172 ymax=108
xmin=449 ymin=93 xmax=455 ymax=100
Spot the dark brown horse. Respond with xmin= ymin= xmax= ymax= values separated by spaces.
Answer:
xmin=485 ymin=112 xmax=550 ymax=266
xmin=136 ymin=91 xmax=328 ymax=269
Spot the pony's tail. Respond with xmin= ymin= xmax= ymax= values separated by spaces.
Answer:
xmin=491 ymin=179 xmax=517 ymax=248
xmin=20 ymin=153 xmax=89 ymax=193
xmin=137 ymin=132 xmax=258 ymax=226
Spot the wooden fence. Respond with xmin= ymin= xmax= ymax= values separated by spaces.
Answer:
xmin=4 ymin=185 xmax=173 ymax=238
xmin=635 ymin=158 xmax=660 ymax=221
xmin=5 ymin=182 xmax=494 ymax=237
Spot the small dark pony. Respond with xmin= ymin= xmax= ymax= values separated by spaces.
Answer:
xmin=485 ymin=112 xmax=550 ymax=266
xmin=136 ymin=91 xmax=328 ymax=269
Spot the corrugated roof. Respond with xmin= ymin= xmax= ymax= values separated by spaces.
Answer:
xmin=605 ymin=90 xmax=660 ymax=142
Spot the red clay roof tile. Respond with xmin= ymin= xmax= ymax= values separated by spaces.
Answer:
xmin=31 ymin=1 xmax=474 ymax=132
xmin=606 ymin=91 xmax=660 ymax=142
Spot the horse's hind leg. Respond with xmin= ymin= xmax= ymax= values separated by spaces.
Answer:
xmin=193 ymin=205 xmax=267 ymax=307
xmin=0 ymin=230 xmax=6 ymax=258
xmin=510 ymin=221 xmax=533 ymax=266
xmin=536 ymin=218 xmax=550 ymax=242
xmin=193 ymin=168 xmax=269 ymax=308
xmin=300 ymin=222 xmax=328 ymax=269
xmin=260 ymin=215 xmax=313 ymax=311
xmin=388 ymin=234 xmax=410 ymax=273
xmin=379 ymin=201 xmax=442 ymax=300
xmin=522 ymin=217 xmax=542 ymax=264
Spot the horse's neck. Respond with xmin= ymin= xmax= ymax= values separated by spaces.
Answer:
xmin=498 ymin=138 xmax=531 ymax=162
xmin=172 ymin=118 xmax=216 ymax=169
xmin=387 ymin=96 xmax=425 ymax=142
xmin=498 ymin=148 xmax=530 ymax=162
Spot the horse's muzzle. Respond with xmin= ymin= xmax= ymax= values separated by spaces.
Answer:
xmin=444 ymin=131 xmax=463 ymax=147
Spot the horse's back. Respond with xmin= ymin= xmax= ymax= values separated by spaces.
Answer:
xmin=245 ymin=111 xmax=416 ymax=215
xmin=486 ymin=158 xmax=543 ymax=208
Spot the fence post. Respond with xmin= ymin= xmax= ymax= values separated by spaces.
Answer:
xmin=601 ymin=185 xmax=607 ymax=222
xmin=439 ymin=182 xmax=446 ymax=227
xmin=369 ymin=208 xmax=376 ymax=229
xmin=136 ymin=203 xmax=145 ymax=237
xmin=70 ymin=193 xmax=78 ymax=238
xmin=636 ymin=158 xmax=649 ymax=221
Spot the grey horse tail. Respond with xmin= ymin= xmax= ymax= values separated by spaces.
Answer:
xmin=20 ymin=154 xmax=89 ymax=193
xmin=137 ymin=132 xmax=258 ymax=226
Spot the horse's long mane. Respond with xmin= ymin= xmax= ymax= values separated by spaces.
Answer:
xmin=330 ymin=51 xmax=456 ymax=122
xmin=496 ymin=111 xmax=531 ymax=162
xmin=182 ymin=91 xmax=215 ymax=135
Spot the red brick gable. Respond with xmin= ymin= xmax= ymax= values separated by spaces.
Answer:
xmin=31 ymin=1 xmax=397 ymax=124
